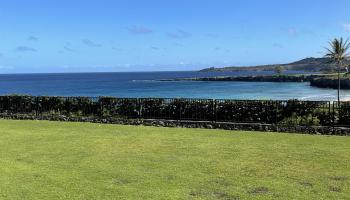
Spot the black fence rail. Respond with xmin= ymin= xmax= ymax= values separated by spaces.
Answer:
xmin=0 ymin=95 xmax=348 ymax=127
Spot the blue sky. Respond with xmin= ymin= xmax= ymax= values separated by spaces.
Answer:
xmin=1 ymin=0 xmax=350 ymax=73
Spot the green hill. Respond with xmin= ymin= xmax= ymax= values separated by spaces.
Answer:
xmin=200 ymin=57 xmax=347 ymax=72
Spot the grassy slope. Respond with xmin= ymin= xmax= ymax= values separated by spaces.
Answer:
xmin=0 ymin=120 xmax=349 ymax=200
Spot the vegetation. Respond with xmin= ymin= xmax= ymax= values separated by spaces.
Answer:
xmin=0 ymin=119 xmax=349 ymax=199
xmin=197 ymin=38 xmax=350 ymax=94
xmin=199 ymin=57 xmax=341 ymax=72
xmin=160 ymin=74 xmax=314 ymax=82
xmin=274 ymin=66 xmax=284 ymax=74
xmin=325 ymin=37 xmax=350 ymax=102
xmin=0 ymin=96 xmax=337 ymax=126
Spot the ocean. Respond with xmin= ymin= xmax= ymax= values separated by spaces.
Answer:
xmin=0 ymin=71 xmax=348 ymax=101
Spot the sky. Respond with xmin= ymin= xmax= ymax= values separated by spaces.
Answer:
xmin=1 ymin=0 xmax=350 ymax=73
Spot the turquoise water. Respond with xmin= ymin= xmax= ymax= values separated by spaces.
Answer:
xmin=0 ymin=71 xmax=348 ymax=101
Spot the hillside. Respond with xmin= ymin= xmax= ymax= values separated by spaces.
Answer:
xmin=200 ymin=57 xmax=346 ymax=72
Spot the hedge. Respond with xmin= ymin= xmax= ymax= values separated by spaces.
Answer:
xmin=0 ymin=95 xmax=346 ymax=126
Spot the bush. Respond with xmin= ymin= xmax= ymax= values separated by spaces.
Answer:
xmin=337 ymin=102 xmax=350 ymax=125
xmin=98 ymin=97 xmax=139 ymax=118
xmin=0 ymin=95 xmax=339 ymax=126
xmin=216 ymin=100 xmax=280 ymax=123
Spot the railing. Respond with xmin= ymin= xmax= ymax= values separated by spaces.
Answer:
xmin=0 ymin=95 xmax=348 ymax=127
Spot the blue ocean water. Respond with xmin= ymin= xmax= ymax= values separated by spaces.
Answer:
xmin=0 ymin=71 xmax=349 ymax=101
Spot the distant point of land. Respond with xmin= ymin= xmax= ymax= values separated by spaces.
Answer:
xmin=199 ymin=57 xmax=348 ymax=73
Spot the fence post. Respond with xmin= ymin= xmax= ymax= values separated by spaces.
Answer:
xmin=275 ymin=101 xmax=278 ymax=125
xmin=332 ymin=101 xmax=337 ymax=127
xmin=35 ymin=96 xmax=39 ymax=116
xmin=137 ymin=98 xmax=141 ymax=119
xmin=328 ymin=101 xmax=332 ymax=127
xmin=66 ymin=97 xmax=70 ymax=116
xmin=332 ymin=101 xmax=339 ymax=128
xmin=212 ymin=99 xmax=216 ymax=122
xmin=336 ymin=101 xmax=338 ymax=127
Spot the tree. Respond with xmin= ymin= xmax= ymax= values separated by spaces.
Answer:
xmin=274 ymin=66 xmax=284 ymax=75
xmin=325 ymin=38 xmax=350 ymax=102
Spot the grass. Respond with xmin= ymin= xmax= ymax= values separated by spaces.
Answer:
xmin=0 ymin=119 xmax=349 ymax=200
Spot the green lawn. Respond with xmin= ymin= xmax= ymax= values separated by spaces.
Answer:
xmin=0 ymin=120 xmax=349 ymax=200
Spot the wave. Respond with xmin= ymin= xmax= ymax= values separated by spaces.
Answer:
xmin=131 ymin=79 xmax=156 ymax=82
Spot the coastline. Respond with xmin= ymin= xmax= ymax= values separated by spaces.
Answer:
xmin=159 ymin=74 xmax=314 ymax=82
xmin=0 ymin=71 xmax=349 ymax=101
xmin=158 ymin=74 xmax=350 ymax=91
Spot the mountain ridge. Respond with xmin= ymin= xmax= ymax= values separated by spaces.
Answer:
xmin=199 ymin=57 xmax=347 ymax=72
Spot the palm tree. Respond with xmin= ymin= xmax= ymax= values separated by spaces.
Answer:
xmin=325 ymin=37 xmax=350 ymax=102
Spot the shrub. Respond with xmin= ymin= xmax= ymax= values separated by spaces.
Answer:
xmin=0 ymin=95 xmax=339 ymax=126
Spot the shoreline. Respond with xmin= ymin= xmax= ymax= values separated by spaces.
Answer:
xmin=159 ymin=74 xmax=313 ymax=82
xmin=158 ymin=74 xmax=350 ymax=90
xmin=1 ymin=72 xmax=350 ymax=101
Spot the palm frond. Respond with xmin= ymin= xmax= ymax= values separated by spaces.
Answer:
xmin=324 ymin=37 xmax=350 ymax=65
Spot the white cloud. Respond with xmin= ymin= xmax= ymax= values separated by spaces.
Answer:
xmin=64 ymin=42 xmax=75 ymax=52
xmin=28 ymin=36 xmax=39 ymax=42
xmin=273 ymin=43 xmax=284 ymax=48
xmin=167 ymin=29 xmax=191 ymax=39
xmin=343 ymin=24 xmax=350 ymax=32
xmin=287 ymin=28 xmax=297 ymax=36
xmin=15 ymin=46 xmax=37 ymax=52
xmin=151 ymin=46 xmax=160 ymax=50
xmin=82 ymin=39 xmax=102 ymax=48
xmin=128 ymin=26 xmax=153 ymax=34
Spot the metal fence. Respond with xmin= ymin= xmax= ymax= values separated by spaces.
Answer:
xmin=0 ymin=95 xmax=349 ymax=127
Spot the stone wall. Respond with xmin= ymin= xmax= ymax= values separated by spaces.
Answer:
xmin=0 ymin=113 xmax=349 ymax=136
